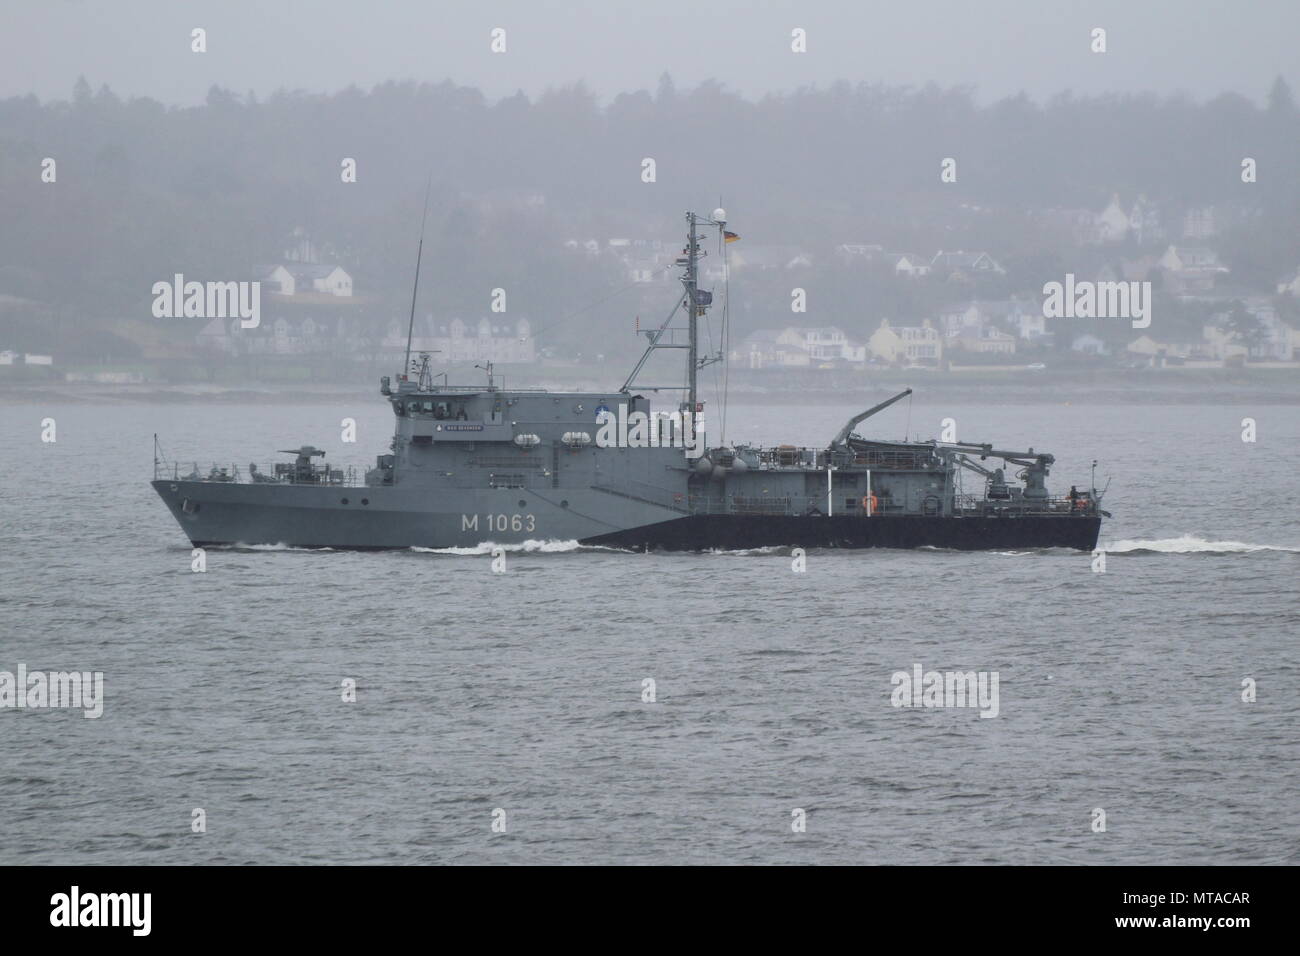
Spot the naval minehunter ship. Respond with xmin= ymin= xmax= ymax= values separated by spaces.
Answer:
xmin=152 ymin=209 xmax=1107 ymax=551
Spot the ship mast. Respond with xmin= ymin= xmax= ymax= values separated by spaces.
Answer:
xmin=621 ymin=208 xmax=727 ymax=417
xmin=684 ymin=212 xmax=699 ymax=418
xmin=403 ymin=177 xmax=432 ymax=379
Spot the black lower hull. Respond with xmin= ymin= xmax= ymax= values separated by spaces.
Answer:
xmin=580 ymin=513 xmax=1102 ymax=552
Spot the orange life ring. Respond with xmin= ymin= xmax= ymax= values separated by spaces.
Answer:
xmin=861 ymin=494 xmax=879 ymax=514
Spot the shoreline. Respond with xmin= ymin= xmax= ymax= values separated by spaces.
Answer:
xmin=4 ymin=377 xmax=1299 ymax=405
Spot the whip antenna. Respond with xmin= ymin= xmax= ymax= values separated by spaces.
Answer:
xmin=403 ymin=176 xmax=432 ymax=377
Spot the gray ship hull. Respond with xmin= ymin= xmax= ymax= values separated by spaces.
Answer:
xmin=584 ymin=512 xmax=1102 ymax=552
xmin=151 ymin=478 xmax=681 ymax=549
xmin=152 ymin=480 xmax=1100 ymax=552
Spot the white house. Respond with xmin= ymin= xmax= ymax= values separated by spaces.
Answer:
xmin=774 ymin=326 xmax=865 ymax=363
xmin=1070 ymin=334 xmax=1109 ymax=356
xmin=1095 ymin=194 xmax=1131 ymax=243
xmin=940 ymin=299 xmax=1043 ymax=341
xmin=1013 ymin=311 xmax=1046 ymax=340
xmin=954 ymin=327 xmax=1017 ymax=355
xmin=258 ymin=263 xmax=353 ymax=297
xmin=930 ymin=250 xmax=1005 ymax=281
xmin=1208 ymin=299 xmax=1298 ymax=361
xmin=1158 ymin=245 xmax=1229 ymax=293
xmin=382 ymin=315 xmax=535 ymax=364
xmin=287 ymin=264 xmax=352 ymax=297
xmin=563 ymin=238 xmax=602 ymax=258
xmin=887 ymin=253 xmax=931 ymax=278
xmin=1276 ymin=266 xmax=1300 ymax=297
xmin=1127 ymin=194 xmax=1163 ymax=245
xmin=938 ymin=303 xmax=985 ymax=336
xmin=836 ymin=243 xmax=884 ymax=263
xmin=256 ymin=265 xmax=296 ymax=295
xmin=732 ymin=330 xmax=811 ymax=369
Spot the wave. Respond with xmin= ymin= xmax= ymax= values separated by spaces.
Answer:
xmin=227 ymin=542 xmax=335 ymax=551
xmin=1101 ymin=535 xmax=1300 ymax=555
xmin=409 ymin=539 xmax=628 ymax=555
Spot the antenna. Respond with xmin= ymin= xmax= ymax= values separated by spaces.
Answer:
xmin=403 ymin=176 xmax=432 ymax=377
xmin=685 ymin=212 xmax=699 ymax=416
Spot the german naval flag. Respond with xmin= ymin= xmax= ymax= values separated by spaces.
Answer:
xmin=724 ymin=230 xmax=740 ymax=243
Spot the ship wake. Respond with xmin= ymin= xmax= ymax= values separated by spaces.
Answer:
xmin=410 ymin=539 xmax=630 ymax=555
xmin=1101 ymin=534 xmax=1300 ymax=555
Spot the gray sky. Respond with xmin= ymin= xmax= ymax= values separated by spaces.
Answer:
xmin=1 ymin=0 xmax=1295 ymax=105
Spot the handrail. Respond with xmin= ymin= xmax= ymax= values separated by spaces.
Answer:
xmin=684 ymin=493 xmax=1096 ymax=517
xmin=155 ymin=459 xmax=362 ymax=487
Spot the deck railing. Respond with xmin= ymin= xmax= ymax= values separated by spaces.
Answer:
xmin=953 ymin=494 xmax=1094 ymax=516
xmin=155 ymin=459 xmax=361 ymax=486
xmin=685 ymin=493 xmax=1095 ymax=517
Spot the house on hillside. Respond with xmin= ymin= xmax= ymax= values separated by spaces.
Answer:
xmin=1276 ymin=265 xmax=1300 ymax=297
xmin=257 ymin=263 xmax=353 ymax=297
xmin=835 ymin=243 xmax=884 ymax=264
xmin=953 ymin=327 xmax=1016 ymax=355
xmin=938 ymin=302 xmax=986 ymax=336
xmin=1127 ymin=194 xmax=1164 ymax=245
xmin=929 ymin=250 xmax=1005 ymax=282
xmin=1070 ymin=334 xmax=1110 ymax=356
xmin=886 ymin=253 xmax=931 ymax=278
xmin=1158 ymin=245 xmax=1229 ymax=294
xmin=381 ymin=316 xmax=535 ymax=364
xmin=774 ymin=326 xmax=865 ymax=363
xmin=1095 ymin=194 xmax=1130 ymax=243
xmin=732 ymin=330 xmax=812 ymax=369
xmin=1206 ymin=299 xmax=1298 ymax=361
xmin=868 ymin=319 xmax=942 ymax=364
xmin=1125 ymin=329 xmax=1217 ymax=366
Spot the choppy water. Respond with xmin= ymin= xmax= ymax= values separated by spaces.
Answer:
xmin=1 ymin=397 xmax=1297 ymax=864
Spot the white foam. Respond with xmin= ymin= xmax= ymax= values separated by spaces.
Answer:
xmin=1101 ymin=535 xmax=1300 ymax=555
xmin=229 ymin=542 xmax=335 ymax=551
xmin=409 ymin=539 xmax=616 ymax=555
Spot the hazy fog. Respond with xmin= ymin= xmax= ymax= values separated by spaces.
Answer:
xmin=3 ymin=0 xmax=1297 ymax=107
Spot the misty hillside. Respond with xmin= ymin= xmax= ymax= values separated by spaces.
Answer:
xmin=2 ymin=75 xmax=1299 ymax=365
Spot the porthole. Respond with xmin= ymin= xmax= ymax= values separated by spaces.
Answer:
xmin=560 ymin=500 xmax=569 ymax=508
xmin=169 ymin=483 xmax=178 ymax=492
xmin=361 ymin=498 xmax=370 ymax=506
xmin=518 ymin=499 xmax=527 ymax=508
xmin=341 ymin=497 xmax=349 ymax=505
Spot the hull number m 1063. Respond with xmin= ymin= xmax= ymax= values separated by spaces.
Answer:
xmin=462 ymin=513 xmax=535 ymax=533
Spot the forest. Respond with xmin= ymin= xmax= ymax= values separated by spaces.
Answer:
xmin=2 ymin=73 xmax=1298 ymax=363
